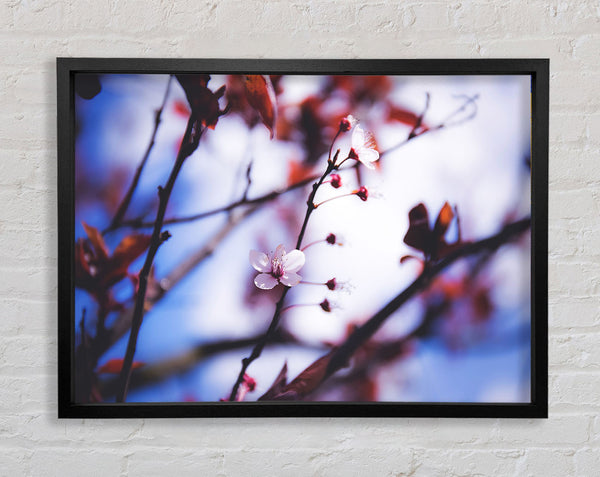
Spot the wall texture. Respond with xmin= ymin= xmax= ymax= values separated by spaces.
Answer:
xmin=1 ymin=1 xmax=599 ymax=475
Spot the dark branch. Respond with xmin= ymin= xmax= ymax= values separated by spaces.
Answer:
xmin=266 ymin=217 xmax=530 ymax=401
xmin=241 ymin=159 xmax=253 ymax=202
xmin=87 ymin=205 xmax=259 ymax=366
xmin=227 ymin=142 xmax=340 ymax=401
xmin=105 ymin=76 xmax=173 ymax=233
xmin=119 ymin=174 xmax=318 ymax=229
xmin=99 ymin=329 xmax=327 ymax=397
xmin=323 ymin=217 xmax=530 ymax=383
xmin=116 ymin=113 xmax=203 ymax=402
xmin=116 ymin=94 xmax=480 ymax=231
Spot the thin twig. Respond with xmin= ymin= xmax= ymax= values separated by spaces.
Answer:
xmin=87 ymin=205 xmax=259 ymax=365
xmin=241 ymin=160 xmax=253 ymax=202
xmin=227 ymin=145 xmax=340 ymax=401
xmin=105 ymin=76 xmax=174 ymax=234
xmin=121 ymin=94 xmax=480 ymax=230
xmin=118 ymin=175 xmax=318 ymax=229
xmin=265 ymin=217 xmax=530 ymax=401
xmin=380 ymin=94 xmax=478 ymax=158
xmin=99 ymin=329 xmax=328 ymax=397
xmin=116 ymin=114 xmax=203 ymax=402
xmin=408 ymin=92 xmax=430 ymax=140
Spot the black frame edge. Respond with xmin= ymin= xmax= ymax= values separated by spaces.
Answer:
xmin=57 ymin=58 xmax=549 ymax=419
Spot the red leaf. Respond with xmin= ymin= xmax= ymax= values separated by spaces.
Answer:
xmin=97 ymin=359 xmax=144 ymax=375
xmin=244 ymin=75 xmax=277 ymax=138
xmin=388 ymin=106 xmax=421 ymax=127
xmin=287 ymin=159 xmax=314 ymax=186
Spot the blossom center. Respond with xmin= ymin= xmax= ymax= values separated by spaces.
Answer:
xmin=271 ymin=257 xmax=284 ymax=278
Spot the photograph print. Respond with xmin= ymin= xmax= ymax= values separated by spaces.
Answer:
xmin=69 ymin=65 xmax=536 ymax=410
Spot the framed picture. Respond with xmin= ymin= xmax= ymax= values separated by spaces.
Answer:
xmin=57 ymin=58 xmax=548 ymax=418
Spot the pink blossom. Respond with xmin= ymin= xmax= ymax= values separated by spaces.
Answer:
xmin=348 ymin=126 xmax=379 ymax=169
xmin=250 ymin=244 xmax=305 ymax=290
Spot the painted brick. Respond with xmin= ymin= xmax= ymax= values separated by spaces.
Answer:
xmin=0 ymin=0 xmax=599 ymax=475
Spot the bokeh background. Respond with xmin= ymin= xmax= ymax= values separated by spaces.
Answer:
xmin=74 ymin=72 xmax=531 ymax=403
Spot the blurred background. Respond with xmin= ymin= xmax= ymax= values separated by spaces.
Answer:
xmin=74 ymin=72 xmax=531 ymax=403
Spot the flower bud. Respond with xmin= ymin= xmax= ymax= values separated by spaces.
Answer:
xmin=339 ymin=115 xmax=357 ymax=132
xmin=326 ymin=278 xmax=337 ymax=290
xmin=330 ymin=174 xmax=342 ymax=189
xmin=355 ymin=186 xmax=368 ymax=202
xmin=326 ymin=233 xmax=337 ymax=245
xmin=320 ymin=299 xmax=332 ymax=313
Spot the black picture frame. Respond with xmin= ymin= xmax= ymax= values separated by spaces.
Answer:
xmin=57 ymin=58 xmax=548 ymax=418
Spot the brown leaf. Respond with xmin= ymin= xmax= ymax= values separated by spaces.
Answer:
xmin=244 ymin=75 xmax=277 ymax=138
xmin=258 ymin=362 xmax=288 ymax=401
xmin=388 ymin=106 xmax=421 ymax=127
xmin=272 ymin=350 xmax=335 ymax=400
xmin=112 ymin=234 xmax=152 ymax=265
xmin=75 ymin=223 xmax=151 ymax=295
xmin=82 ymin=222 xmax=109 ymax=261
xmin=403 ymin=203 xmax=431 ymax=253
xmin=404 ymin=202 xmax=460 ymax=261
xmin=433 ymin=201 xmax=454 ymax=238
xmin=101 ymin=233 xmax=152 ymax=289
xmin=175 ymin=74 xmax=224 ymax=129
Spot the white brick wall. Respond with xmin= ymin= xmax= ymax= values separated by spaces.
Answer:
xmin=0 ymin=1 xmax=598 ymax=475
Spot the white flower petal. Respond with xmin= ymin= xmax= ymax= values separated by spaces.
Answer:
xmin=282 ymin=249 xmax=305 ymax=273
xmin=280 ymin=272 xmax=301 ymax=287
xmin=358 ymin=148 xmax=379 ymax=168
xmin=249 ymin=250 xmax=271 ymax=272
xmin=274 ymin=244 xmax=286 ymax=262
xmin=352 ymin=125 xmax=365 ymax=148
xmin=254 ymin=273 xmax=278 ymax=290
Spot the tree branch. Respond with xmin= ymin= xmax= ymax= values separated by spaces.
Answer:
xmin=118 ymin=174 xmax=318 ymax=229
xmin=99 ymin=329 xmax=328 ymax=397
xmin=227 ymin=147 xmax=340 ymax=401
xmin=267 ymin=217 xmax=530 ymax=401
xmin=379 ymin=94 xmax=478 ymax=158
xmin=116 ymin=113 xmax=203 ymax=402
xmin=105 ymin=76 xmax=173 ymax=234
xmin=84 ymin=203 xmax=259 ymax=375
xmin=120 ymin=94 xmax=480 ymax=230
xmin=322 ymin=217 xmax=530 ymax=386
